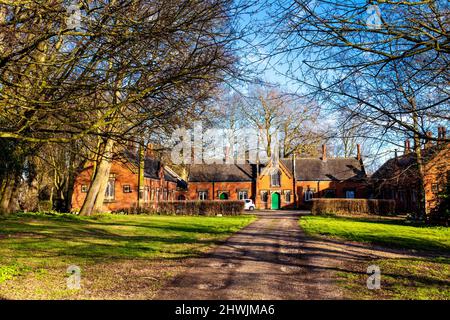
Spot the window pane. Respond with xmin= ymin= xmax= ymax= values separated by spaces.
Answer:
xmin=271 ymin=172 xmax=280 ymax=186
xmin=105 ymin=180 xmax=115 ymax=199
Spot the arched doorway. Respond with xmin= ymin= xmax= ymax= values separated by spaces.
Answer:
xmin=219 ymin=192 xmax=229 ymax=200
xmin=271 ymin=192 xmax=280 ymax=210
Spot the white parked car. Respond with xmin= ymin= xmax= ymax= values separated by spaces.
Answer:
xmin=243 ymin=199 xmax=255 ymax=211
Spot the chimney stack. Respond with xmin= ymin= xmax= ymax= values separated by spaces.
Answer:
xmin=321 ymin=144 xmax=327 ymax=161
xmin=223 ymin=146 xmax=232 ymax=164
xmin=443 ymin=127 xmax=447 ymax=141
xmin=145 ymin=143 xmax=154 ymax=158
xmin=438 ymin=126 xmax=447 ymax=144
xmin=356 ymin=144 xmax=362 ymax=161
xmin=126 ymin=140 xmax=137 ymax=154
xmin=404 ymin=139 xmax=410 ymax=155
xmin=425 ymin=131 xmax=433 ymax=149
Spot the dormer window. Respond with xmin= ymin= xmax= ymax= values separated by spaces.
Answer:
xmin=270 ymin=171 xmax=280 ymax=187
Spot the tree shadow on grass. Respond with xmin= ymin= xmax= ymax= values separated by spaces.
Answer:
xmin=1 ymin=223 xmax=227 ymax=263
xmin=318 ymin=215 xmax=443 ymax=229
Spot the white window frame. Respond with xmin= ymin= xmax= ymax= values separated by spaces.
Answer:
xmin=345 ymin=190 xmax=356 ymax=199
xmin=270 ymin=171 xmax=281 ymax=187
xmin=123 ymin=184 xmax=132 ymax=193
xmin=260 ymin=190 xmax=268 ymax=202
xmin=285 ymin=190 xmax=291 ymax=202
xmin=238 ymin=190 xmax=248 ymax=200
xmin=198 ymin=191 xmax=208 ymax=200
xmin=304 ymin=190 xmax=314 ymax=202
xmin=150 ymin=189 xmax=155 ymax=201
xmin=105 ymin=179 xmax=115 ymax=201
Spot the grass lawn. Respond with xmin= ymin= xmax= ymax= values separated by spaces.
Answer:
xmin=0 ymin=212 xmax=255 ymax=299
xmin=335 ymin=257 xmax=450 ymax=300
xmin=300 ymin=215 xmax=450 ymax=252
xmin=300 ymin=215 xmax=450 ymax=300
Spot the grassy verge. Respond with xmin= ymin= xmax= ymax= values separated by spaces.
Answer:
xmin=336 ymin=257 xmax=450 ymax=300
xmin=300 ymin=215 xmax=450 ymax=252
xmin=299 ymin=215 xmax=450 ymax=299
xmin=0 ymin=212 xmax=255 ymax=299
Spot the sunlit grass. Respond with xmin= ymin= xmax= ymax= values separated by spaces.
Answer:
xmin=0 ymin=212 xmax=255 ymax=299
xmin=300 ymin=215 xmax=450 ymax=252
xmin=300 ymin=215 xmax=450 ymax=299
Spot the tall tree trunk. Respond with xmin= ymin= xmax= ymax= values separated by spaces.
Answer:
xmin=412 ymin=109 xmax=426 ymax=219
xmin=138 ymin=143 xmax=145 ymax=210
xmin=0 ymin=176 xmax=14 ymax=215
xmin=8 ymin=175 xmax=21 ymax=213
xmin=65 ymin=172 xmax=75 ymax=213
xmin=79 ymin=139 xmax=114 ymax=215
xmin=0 ymin=174 xmax=20 ymax=215
xmin=65 ymin=142 xmax=77 ymax=212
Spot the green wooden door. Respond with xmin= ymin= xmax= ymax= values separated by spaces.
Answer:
xmin=219 ymin=192 xmax=228 ymax=200
xmin=271 ymin=192 xmax=280 ymax=210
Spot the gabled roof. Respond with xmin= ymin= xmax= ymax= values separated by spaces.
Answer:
xmin=259 ymin=159 xmax=293 ymax=179
xmin=188 ymin=163 xmax=254 ymax=182
xmin=371 ymin=143 xmax=449 ymax=183
xmin=188 ymin=157 xmax=366 ymax=182
xmin=120 ymin=150 xmax=179 ymax=182
xmin=280 ymin=158 xmax=366 ymax=181
xmin=143 ymin=157 xmax=163 ymax=179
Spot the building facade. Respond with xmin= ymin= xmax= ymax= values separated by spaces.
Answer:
xmin=71 ymin=150 xmax=186 ymax=212
xmin=371 ymin=127 xmax=449 ymax=214
xmin=187 ymin=145 xmax=367 ymax=209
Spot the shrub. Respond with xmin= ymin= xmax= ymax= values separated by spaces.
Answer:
xmin=311 ymin=198 xmax=396 ymax=216
xmin=432 ymin=172 xmax=450 ymax=226
xmin=37 ymin=200 xmax=52 ymax=212
xmin=112 ymin=200 xmax=245 ymax=216
xmin=156 ymin=200 xmax=245 ymax=216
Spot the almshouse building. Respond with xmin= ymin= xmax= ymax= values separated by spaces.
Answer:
xmin=72 ymin=143 xmax=367 ymax=211
xmin=371 ymin=127 xmax=449 ymax=214
xmin=71 ymin=148 xmax=186 ymax=212
xmin=187 ymin=144 xmax=367 ymax=209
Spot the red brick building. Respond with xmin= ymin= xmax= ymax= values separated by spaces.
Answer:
xmin=72 ymin=144 xmax=368 ymax=212
xmin=71 ymin=151 xmax=186 ymax=212
xmin=187 ymin=145 xmax=367 ymax=209
xmin=371 ymin=127 xmax=449 ymax=214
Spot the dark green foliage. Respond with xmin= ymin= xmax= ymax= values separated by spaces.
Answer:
xmin=434 ymin=171 xmax=450 ymax=225
xmin=311 ymin=198 xmax=396 ymax=216
xmin=114 ymin=200 xmax=245 ymax=216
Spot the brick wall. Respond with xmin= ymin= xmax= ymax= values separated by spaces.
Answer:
xmin=71 ymin=161 xmax=178 ymax=212
xmin=424 ymin=145 xmax=450 ymax=213
xmin=256 ymin=163 xmax=295 ymax=209
xmin=296 ymin=180 xmax=367 ymax=209
xmin=187 ymin=181 xmax=253 ymax=201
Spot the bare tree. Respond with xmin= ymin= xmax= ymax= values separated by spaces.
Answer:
xmin=0 ymin=0 xmax=247 ymax=215
xmin=239 ymin=86 xmax=326 ymax=158
xmin=263 ymin=0 xmax=450 ymax=217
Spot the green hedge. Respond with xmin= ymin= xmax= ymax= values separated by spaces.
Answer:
xmin=113 ymin=200 xmax=245 ymax=216
xmin=311 ymin=198 xmax=396 ymax=216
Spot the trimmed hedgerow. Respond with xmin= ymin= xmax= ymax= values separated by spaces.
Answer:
xmin=113 ymin=200 xmax=245 ymax=216
xmin=311 ymin=198 xmax=396 ymax=216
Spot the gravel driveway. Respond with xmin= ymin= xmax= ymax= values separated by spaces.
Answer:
xmin=156 ymin=210 xmax=416 ymax=300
